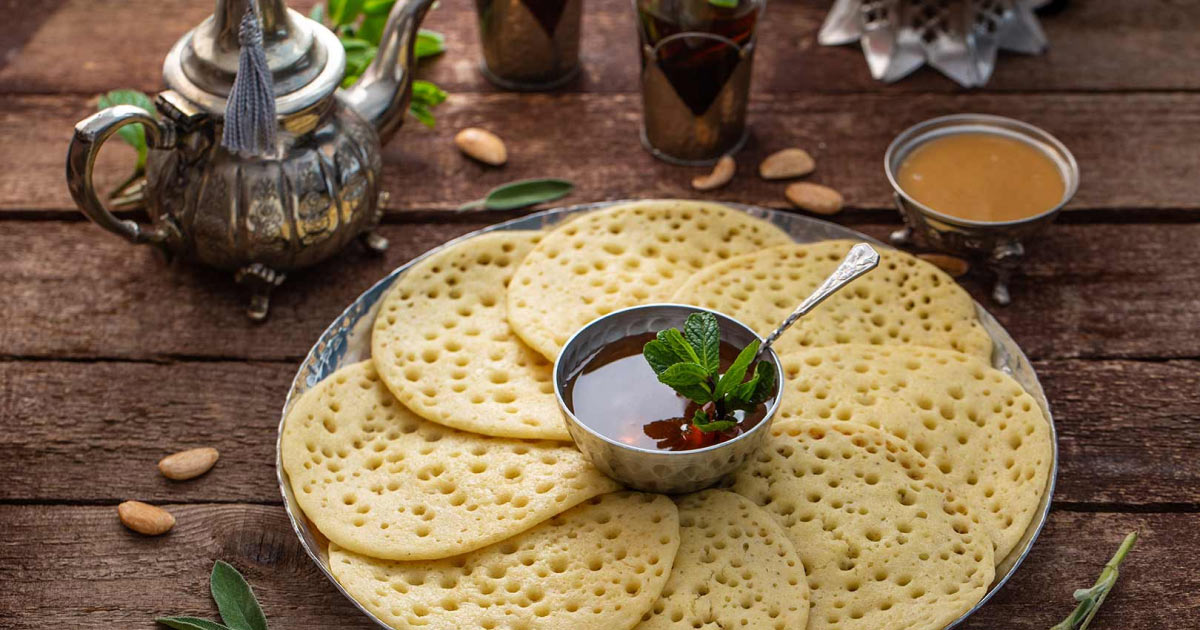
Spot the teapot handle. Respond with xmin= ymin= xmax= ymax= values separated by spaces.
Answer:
xmin=66 ymin=105 xmax=172 ymax=245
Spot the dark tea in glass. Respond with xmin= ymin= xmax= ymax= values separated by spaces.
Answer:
xmin=634 ymin=0 xmax=763 ymax=164
xmin=476 ymin=0 xmax=583 ymax=90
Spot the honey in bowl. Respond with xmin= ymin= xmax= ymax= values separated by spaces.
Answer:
xmin=896 ymin=132 xmax=1067 ymax=223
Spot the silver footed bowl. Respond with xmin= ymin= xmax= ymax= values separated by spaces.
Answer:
xmin=554 ymin=304 xmax=784 ymax=494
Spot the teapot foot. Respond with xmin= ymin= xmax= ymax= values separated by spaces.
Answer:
xmin=235 ymin=263 xmax=287 ymax=322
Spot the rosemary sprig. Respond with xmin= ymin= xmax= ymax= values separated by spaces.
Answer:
xmin=1050 ymin=531 xmax=1137 ymax=630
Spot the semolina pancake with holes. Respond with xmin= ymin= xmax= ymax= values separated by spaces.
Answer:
xmin=281 ymin=361 xmax=621 ymax=561
xmin=775 ymin=344 xmax=1052 ymax=563
xmin=728 ymin=420 xmax=994 ymax=630
xmin=635 ymin=490 xmax=809 ymax=630
xmin=329 ymin=492 xmax=680 ymax=630
xmin=506 ymin=200 xmax=792 ymax=361
xmin=671 ymin=240 xmax=993 ymax=360
xmin=372 ymin=231 xmax=570 ymax=440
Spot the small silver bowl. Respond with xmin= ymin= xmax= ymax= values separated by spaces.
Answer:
xmin=553 ymin=304 xmax=783 ymax=494
xmin=885 ymin=114 xmax=1080 ymax=305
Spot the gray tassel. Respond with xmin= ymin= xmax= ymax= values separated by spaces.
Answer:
xmin=222 ymin=7 xmax=277 ymax=157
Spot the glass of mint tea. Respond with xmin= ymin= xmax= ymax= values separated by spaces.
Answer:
xmin=475 ymin=0 xmax=583 ymax=90
xmin=634 ymin=0 xmax=764 ymax=164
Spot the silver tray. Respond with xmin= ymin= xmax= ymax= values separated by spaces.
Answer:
xmin=276 ymin=201 xmax=1057 ymax=630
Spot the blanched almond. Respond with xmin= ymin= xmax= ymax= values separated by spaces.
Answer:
xmin=759 ymin=148 xmax=815 ymax=180
xmin=692 ymin=155 xmax=736 ymax=191
xmin=785 ymin=182 xmax=844 ymax=214
xmin=158 ymin=447 xmax=219 ymax=480
xmin=454 ymin=127 xmax=507 ymax=166
xmin=918 ymin=253 xmax=970 ymax=278
xmin=118 ymin=501 xmax=175 ymax=536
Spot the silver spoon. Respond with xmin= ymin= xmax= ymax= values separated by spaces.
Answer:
xmin=755 ymin=243 xmax=881 ymax=361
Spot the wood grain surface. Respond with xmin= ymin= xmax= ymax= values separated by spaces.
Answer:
xmin=1 ymin=0 xmax=1197 ymax=628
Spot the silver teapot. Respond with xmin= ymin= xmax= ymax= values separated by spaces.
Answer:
xmin=66 ymin=0 xmax=435 ymax=320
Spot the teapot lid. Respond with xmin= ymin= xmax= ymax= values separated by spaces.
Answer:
xmin=162 ymin=0 xmax=345 ymax=116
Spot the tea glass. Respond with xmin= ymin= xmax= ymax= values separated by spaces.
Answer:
xmin=475 ymin=0 xmax=583 ymax=90
xmin=633 ymin=0 xmax=765 ymax=165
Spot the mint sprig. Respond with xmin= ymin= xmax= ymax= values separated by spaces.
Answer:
xmin=643 ymin=312 xmax=775 ymax=433
xmin=157 ymin=561 xmax=268 ymax=630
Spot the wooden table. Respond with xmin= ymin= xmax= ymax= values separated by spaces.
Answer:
xmin=2 ymin=1 xmax=1198 ymax=627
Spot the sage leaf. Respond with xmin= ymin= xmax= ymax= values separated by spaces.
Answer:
xmin=714 ymin=339 xmax=759 ymax=402
xmin=458 ymin=178 xmax=574 ymax=211
xmin=97 ymin=89 xmax=156 ymax=171
xmin=415 ymin=29 xmax=447 ymax=59
xmin=210 ymin=561 xmax=268 ymax=630
xmin=683 ymin=312 xmax=720 ymax=376
xmin=157 ymin=618 xmax=236 ymax=630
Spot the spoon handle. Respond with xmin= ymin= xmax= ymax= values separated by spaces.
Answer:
xmin=756 ymin=243 xmax=881 ymax=360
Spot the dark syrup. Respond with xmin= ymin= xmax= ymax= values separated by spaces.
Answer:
xmin=562 ymin=332 xmax=769 ymax=451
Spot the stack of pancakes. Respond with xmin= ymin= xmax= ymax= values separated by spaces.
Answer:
xmin=281 ymin=200 xmax=1052 ymax=630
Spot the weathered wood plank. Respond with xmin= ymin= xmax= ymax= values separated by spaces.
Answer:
xmin=5 ymin=92 xmax=1200 ymax=214
xmin=0 ymin=504 xmax=1194 ymax=630
xmin=3 ymin=0 xmax=1200 ymax=95
xmin=2 ymin=220 xmax=1199 ymax=362
xmin=1 ymin=357 xmax=1196 ymax=506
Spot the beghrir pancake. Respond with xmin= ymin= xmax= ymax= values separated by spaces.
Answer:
xmin=775 ymin=344 xmax=1052 ymax=563
xmin=506 ymin=200 xmax=792 ymax=361
xmin=330 ymin=492 xmax=679 ymax=630
xmin=281 ymin=361 xmax=620 ymax=561
xmin=634 ymin=490 xmax=809 ymax=630
xmin=729 ymin=420 xmax=994 ymax=630
xmin=372 ymin=231 xmax=570 ymax=441
xmin=671 ymin=240 xmax=992 ymax=360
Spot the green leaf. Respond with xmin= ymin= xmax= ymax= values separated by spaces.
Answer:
xmin=210 ymin=561 xmax=268 ymax=630
xmin=693 ymin=416 xmax=736 ymax=433
xmin=408 ymin=103 xmax=435 ymax=127
xmin=683 ymin=312 xmax=720 ymax=376
xmin=339 ymin=36 xmax=373 ymax=51
xmin=642 ymin=339 xmax=678 ymax=376
xmin=97 ymin=89 xmax=156 ymax=170
xmin=330 ymin=0 xmax=365 ymax=26
xmin=415 ymin=29 xmax=447 ymax=59
xmin=657 ymin=328 xmax=700 ymax=366
xmin=458 ymin=178 xmax=574 ymax=211
xmin=714 ymin=339 xmax=759 ymax=402
xmin=745 ymin=360 xmax=776 ymax=405
xmin=707 ymin=0 xmax=738 ymax=7
xmin=356 ymin=14 xmax=387 ymax=45
xmin=362 ymin=0 xmax=396 ymax=16
xmin=657 ymin=362 xmax=708 ymax=389
xmin=308 ymin=3 xmax=325 ymax=24
xmin=411 ymin=80 xmax=447 ymax=106
xmin=157 ymin=618 xmax=236 ymax=630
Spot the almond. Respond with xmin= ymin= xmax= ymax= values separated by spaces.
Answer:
xmin=759 ymin=148 xmax=815 ymax=180
xmin=785 ymin=182 xmax=844 ymax=215
xmin=158 ymin=447 xmax=219 ymax=480
xmin=118 ymin=500 xmax=175 ymax=536
xmin=918 ymin=253 xmax=970 ymax=278
xmin=454 ymin=127 xmax=507 ymax=166
xmin=692 ymin=155 xmax=736 ymax=191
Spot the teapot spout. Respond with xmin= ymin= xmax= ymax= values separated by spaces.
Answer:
xmin=341 ymin=0 xmax=437 ymax=144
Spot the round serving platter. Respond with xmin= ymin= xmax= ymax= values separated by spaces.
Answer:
xmin=276 ymin=200 xmax=1057 ymax=630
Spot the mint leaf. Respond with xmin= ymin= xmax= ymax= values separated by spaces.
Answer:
xmin=693 ymin=417 xmax=736 ymax=432
xmin=415 ymin=29 xmax=447 ymax=59
xmin=458 ymin=178 xmax=574 ymax=211
xmin=330 ymin=0 xmax=365 ymax=26
xmin=363 ymin=0 xmax=396 ymax=16
xmin=157 ymin=618 xmax=236 ymax=630
xmin=97 ymin=89 xmax=156 ymax=171
xmin=643 ymin=339 xmax=677 ymax=376
xmin=683 ymin=312 xmax=720 ymax=375
xmin=658 ymin=328 xmax=700 ymax=366
xmin=657 ymin=362 xmax=708 ymax=389
xmin=707 ymin=0 xmax=738 ymax=7
xmin=210 ymin=561 xmax=268 ymax=630
xmin=745 ymin=360 xmax=776 ymax=405
xmin=356 ymin=14 xmax=387 ymax=44
xmin=714 ymin=339 xmax=759 ymax=401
